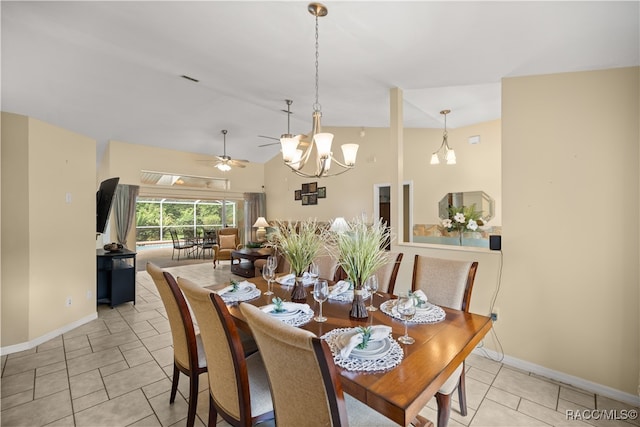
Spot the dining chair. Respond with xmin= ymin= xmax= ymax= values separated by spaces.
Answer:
xmin=374 ymin=252 xmax=404 ymax=294
xmin=177 ymin=278 xmax=274 ymax=427
xmin=239 ymin=302 xmax=400 ymax=426
xmin=411 ymin=256 xmax=478 ymax=427
xmin=312 ymin=254 xmax=339 ymax=281
xmin=200 ymin=229 xmax=217 ymax=259
xmin=146 ymin=263 xmax=206 ymax=427
xmin=168 ymin=228 xmax=196 ymax=260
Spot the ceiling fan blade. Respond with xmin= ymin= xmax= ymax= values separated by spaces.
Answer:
xmin=259 ymin=141 xmax=280 ymax=147
xmin=229 ymin=158 xmax=249 ymax=164
xmin=228 ymin=161 xmax=247 ymax=168
xmin=258 ymin=135 xmax=280 ymax=141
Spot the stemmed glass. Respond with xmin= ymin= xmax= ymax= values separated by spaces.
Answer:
xmin=262 ymin=265 xmax=275 ymax=296
xmin=309 ymin=261 xmax=320 ymax=279
xmin=313 ymin=279 xmax=329 ymax=322
xmin=267 ymin=255 xmax=278 ymax=273
xmin=366 ymin=275 xmax=379 ymax=311
xmin=396 ymin=293 xmax=416 ymax=344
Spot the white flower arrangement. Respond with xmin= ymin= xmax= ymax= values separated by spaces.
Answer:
xmin=442 ymin=205 xmax=484 ymax=244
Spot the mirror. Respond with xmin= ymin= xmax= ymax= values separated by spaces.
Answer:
xmin=438 ymin=191 xmax=495 ymax=222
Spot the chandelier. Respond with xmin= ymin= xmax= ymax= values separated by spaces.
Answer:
xmin=430 ymin=109 xmax=456 ymax=165
xmin=280 ymin=3 xmax=359 ymax=178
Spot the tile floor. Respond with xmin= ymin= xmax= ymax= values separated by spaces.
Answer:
xmin=1 ymin=262 xmax=638 ymax=427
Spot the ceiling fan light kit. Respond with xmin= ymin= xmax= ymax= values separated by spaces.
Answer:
xmin=214 ymin=129 xmax=248 ymax=171
xmin=280 ymin=2 xmax=359 ymax=178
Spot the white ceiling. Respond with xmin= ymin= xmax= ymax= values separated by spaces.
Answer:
xmin=2 ymin=1 xmax=638 ymax=165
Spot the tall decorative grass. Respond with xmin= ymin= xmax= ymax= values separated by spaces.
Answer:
xmin=268 ymin=219 xmax=326 ymax=276
xmin=333 ymin=216 xmax=391 ymax=289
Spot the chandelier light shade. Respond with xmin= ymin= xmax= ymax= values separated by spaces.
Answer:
xmin=430 ymin=109 xmax=456 ymax=165
xmin=280 ymin=2 xmax=359 ymax=178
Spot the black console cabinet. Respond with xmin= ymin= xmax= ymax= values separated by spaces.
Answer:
xmin=97 ymin=248 xmax=136 ymax=307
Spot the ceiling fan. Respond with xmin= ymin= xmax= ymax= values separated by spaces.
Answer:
xmin=212 ymin=130 xmax=248 ymax=171
xmin=258 ymin=99 xmax=309 ymax=148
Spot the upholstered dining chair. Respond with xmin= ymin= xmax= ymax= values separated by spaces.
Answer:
xmin=411 ymin=256 xmax=478 ymax=427
xmin=146 ymin=263 xmax=206 ymax=427
xmin=312 ymin=254 xmax=339 ymax=281
xmin=177 ymin=278 xmax=274 ymax=427
xmin=374 ymin=252 xmax=404 ymax=294
xmin=239 ymin=302 xmax=400 ymax=427
xmin=213 ymin=227 xmax=243 ymax=268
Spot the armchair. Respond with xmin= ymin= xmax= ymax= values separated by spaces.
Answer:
xmin=212 ymin=227 xmax=243 ymax=268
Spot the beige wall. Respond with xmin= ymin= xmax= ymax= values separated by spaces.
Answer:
xmin=1 ymin=113 xmax=97 ymax=347
xmin=501 ymin=67 xmax=639 ymax=395
xmin=404 ymin=120 xmax=502 ymax=227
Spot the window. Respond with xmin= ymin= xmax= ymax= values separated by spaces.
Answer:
xmin=136 ymin=198 xmax=238 ymax=243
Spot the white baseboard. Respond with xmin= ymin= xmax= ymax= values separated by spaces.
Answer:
xmin=1 ymin=313 xmax=98 ymax=356
xmin=473 ymin=347 xmax=640 ymax=407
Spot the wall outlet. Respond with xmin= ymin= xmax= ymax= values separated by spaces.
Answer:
xmin=65 ymin=297 xmax=72 ymax=307
xmin=490 ymin=308 xmax=499 ymax=322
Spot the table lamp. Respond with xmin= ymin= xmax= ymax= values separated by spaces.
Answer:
xmin=253 ymin=217 xmax=270 ymax=242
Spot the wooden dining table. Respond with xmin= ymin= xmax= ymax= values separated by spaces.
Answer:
xmin=207 ymin=277 xmax=492 ymax=427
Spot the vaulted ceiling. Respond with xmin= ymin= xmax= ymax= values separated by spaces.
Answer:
xmin=2 ymin=1 xmax=638 ymax=164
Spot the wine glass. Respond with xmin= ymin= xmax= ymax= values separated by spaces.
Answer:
xmin=396 ymin=293 xmax=416 ymax=344
xmin=309 ymin=261 xmax=320 ymax=279
xmin=366 ymin=275 xmax=379 ymax=311
xmin=313 ymin=279 xmax=329 ymax=322
xmin=262 ymin=265 xmax=275 ymax=296
xmin=267 ymin=255 xmax=278 ymax=272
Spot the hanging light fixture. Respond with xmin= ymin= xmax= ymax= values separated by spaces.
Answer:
xmin=280 ymin=2 xmax=359 ymax=178
xmin=430 ymin=109 xmax=456 ymax=165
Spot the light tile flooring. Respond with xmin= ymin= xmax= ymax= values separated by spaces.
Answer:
xmin=2 ymin=262 xmax=638 ymax=427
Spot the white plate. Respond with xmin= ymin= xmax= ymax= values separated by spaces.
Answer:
xmin=338 ymin=331 xmax=392 ymax=360
xmin=221 ymin=283 xmax=256 ymax=296
xmin=415 ymin=302 xmax=435 ymax=312
xmin=260 ymin=302 xmax=303 ymax=319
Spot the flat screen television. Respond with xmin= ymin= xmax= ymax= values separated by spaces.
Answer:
xmin=96 ymin=177 xmax=119 ymax=234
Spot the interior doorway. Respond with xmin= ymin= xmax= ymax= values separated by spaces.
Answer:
xmin=373 ymin=182 xmax=412 ymax=246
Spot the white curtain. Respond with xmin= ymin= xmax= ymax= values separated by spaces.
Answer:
xmin=114 ymin=184 xmax=139 ymax=248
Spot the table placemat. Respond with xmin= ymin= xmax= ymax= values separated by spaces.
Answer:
xmin=380 ymin=300 xmax=446 ymax=324
xmin=322 ymin=327 xmax=403 ymax=372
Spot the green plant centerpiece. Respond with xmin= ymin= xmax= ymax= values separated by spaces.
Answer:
xmin=268 ymin=218 xmax=326 ymax=302
xmin=441 ymin=204 xmax=484 ymax=245
xmin=332 ymin=216 xmax=391 ymax=319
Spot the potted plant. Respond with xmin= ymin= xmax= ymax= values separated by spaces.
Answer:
xmin=332 ymin=216 xmax=391 ymax=318
xmin=268 ymin=219 xmax=326 ymax=301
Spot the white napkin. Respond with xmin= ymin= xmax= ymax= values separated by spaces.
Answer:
xmin=262 ymin=302 xmax=313 ymax=315
xmin=339 ymin=325 xmax=392 ymax=359
xmin=277 ymin=272 xmax=316 ymax=286
xmin=329 ymin=280 xmax=350 ymax=296
xmin=411 ymin=290 xmax=429 ymax=308
xmin=217 ymin=281 xmax=253 ymax=296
